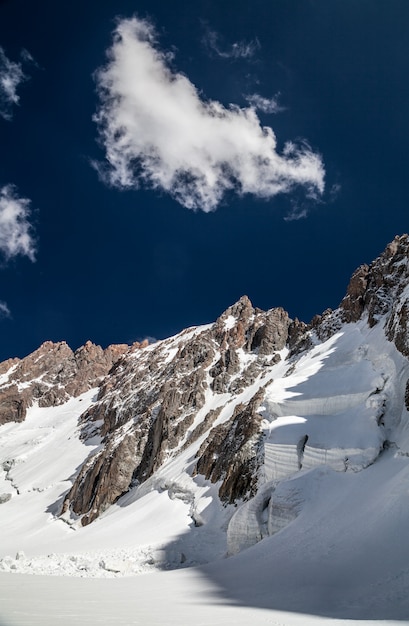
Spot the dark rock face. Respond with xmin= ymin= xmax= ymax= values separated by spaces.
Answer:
xmin=0 ymin=385 xmax=31 ymax=424
xmin=0 ymin=340 xmax=129 ymax=425
xmin=340 ymin=265 xmax=369 ymax=323
xmin=62 ymin=298 xmax=291 ymax=524
xmin=298 ymin=235 xmax=409 ymax=358
xmin=212 ymin=296 xmax=289 ymax=357
xmin=365 ymin=236 xmax=409 ymax=330
xmin=194 ymin=388 xmax=266 ymax=503
xmin=61 ymin=431 xmax=141 ymax=525
xmin=404 ymin=379 xmax=409 ymax=414
xmin=287 ymin=318 xmax=310 ymax=356
xmin=339 ymin=234 xmax=409 ymax=356
xmin=287 ymin=235 xmax=409 ymax=358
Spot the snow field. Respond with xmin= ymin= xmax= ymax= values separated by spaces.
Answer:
xmin=1 ymin=315 xmax=409 ymax=624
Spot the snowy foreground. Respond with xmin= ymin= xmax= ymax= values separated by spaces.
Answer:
xmin=0 ymin=562 xmax=407 ymax=626
xmin=1 ymin=313 xmax=409 ymax=624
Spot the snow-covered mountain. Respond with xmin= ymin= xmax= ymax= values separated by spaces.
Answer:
xmin=1 ymin=235 xmax=409 ymax=623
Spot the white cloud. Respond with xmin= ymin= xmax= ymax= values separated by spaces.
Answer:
xmin=94 ymin=16 xmax=325 ymax=212
xmin=203 ymin=29 xmax=260 ymax=59
xmin=0 ymin=185 xmax=36 ymax=261
xmin=245 ymin=93 xmax=283 ymax=114
xmin=284 ymin=204 xmax=308 ymax=222
xmin=0 ymin=47 xmax=32 ymax=120
xmin=329 ymin=182 xmax=341 ymax=201
xmin=0 ymin=301 xmax=11 ymax=318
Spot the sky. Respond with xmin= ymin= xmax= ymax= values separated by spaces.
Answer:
xmin=0 ymin=0 xmax=408 ymax=361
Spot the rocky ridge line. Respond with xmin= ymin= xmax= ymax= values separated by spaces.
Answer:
xmin=1 ymin=235 xmax=409 ymax=526
xmin=61 ymin=297 xmax=291 ymax=524
xmin=0 ymin=340 xmax=134 ymax=425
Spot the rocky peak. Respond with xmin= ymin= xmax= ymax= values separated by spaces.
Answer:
xmin=5 ymin=234 xmax=409 ymax=530
xmin=218 ymin=294 xmax=253 ymax=321
xmin=338 ymin=234 xmax=409 ymax=355
xmin=61 ymin=297 xmax=292 ymax=525
xmin=0 ymin=340 xmax=130 ymax=425
xmin=340 ymin=264 xmax=370 ymax=323
xmin=213 ymin=295 xmax=290 ymax=355
xmin=213 ymin=295 xmax=254 ymax=349
xmin=288 ymin=235 xmax=409 ymax=357
xmin=0 ymin=357 xmax=20 ymax=376
xmin=340 ymin=235 xmax=409 ymax=324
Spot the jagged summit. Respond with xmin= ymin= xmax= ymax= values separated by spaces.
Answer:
xmin=289 ymin=233 xmax=409 ymax=354
xmin=340 ymin=233 xmax=409 ymax=336
xmin=0 ymin=340 xmax=130 ymax=425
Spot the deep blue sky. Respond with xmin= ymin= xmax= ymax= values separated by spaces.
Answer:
xmin=0 ymin=0 xmax=408 ymax=360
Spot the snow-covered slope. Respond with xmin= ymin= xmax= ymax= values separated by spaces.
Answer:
xmin=1 ymin=235 xmax=409 ymax=624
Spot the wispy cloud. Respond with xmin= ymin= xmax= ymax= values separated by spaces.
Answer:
xmin=245 ymin=93 xmax=283 ymax=114
xmin=94 ymin=16 xmax=325 ymax=212
xmin=284 ymin=203 xmax=308 ymax=222
xmin=0 ymin=185 xmax=36 ymax=261
xmin=329 ymin=182 xmax=341 ymax=202
xmin=203 ymin=28 xmax=260 ymax=60
xmin=0 ymin=301 xmax=11 ymax=319
xmin=0 ymin=47 xmax=33 ymax=120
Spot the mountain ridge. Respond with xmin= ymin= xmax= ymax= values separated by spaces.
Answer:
xmin=1 ymin=234 xmax=409 ymax=579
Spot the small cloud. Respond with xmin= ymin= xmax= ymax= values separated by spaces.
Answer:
xmin=141 ymin=335 xmax=158 ymax=344
xmin=284 ymin=205 xmax=308 ymax=222
xmin=128 ymin=335 xmax=158 ymax=347
xmin=329 ymin=182 xmax=341 ymax=202
xmin=245 ymin=93 xmax=283 ymax=114
xmin=0 ymin=185 xmax=36 ymax=261
xmin=203 ymin=28 xmax=260 ymax=60
xmin=94 ymin=16 xmax=325 ymax=212
xmin=0 ymin=46 xmax=34 ymax=120
xmin=0 ymin=301 xmax=11 ymax=319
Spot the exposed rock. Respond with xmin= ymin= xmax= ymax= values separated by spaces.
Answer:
xmin=0 ymin=385 xmax=31 ymax=425
xmin=0 ymin=357 xmax=19 ymax=376
xmin=287 ymin=318 xmax=311 ymax=356
xmin=182 ymin=407 xmax=222 ymax=451
xmin=340 ymin=264 xmax=369 ymax=323
xmin=386 ymin=301 xmax=409 ymax=358
xmin=209 ymin=347 xmax=240 ymax=393
xmin=209 ymin=298 xmax=290 ymax=394
xmin=0 ymin=340 xmax=130 ymax=425
xmin=313 ymin=235 xmax=409 ymax=356
xmin=62 ymin=430 xmax=141 ymax=525
xmin=405 ymin=380 xmax=409 ymax=413
xmin=194 ymin=388 xmax=265 ymax=503
xmin=64 ymin=341 xmax=129 ymax=398
xmin=212 ymin=295 xmax=254 ymax=349
xmin=63 ymin=329 xmax=218 ymax=523
xmin=250 ymin=307 xmax=290 ymax=355
xmin=5 ymin=234 xmax=409 ymax=529
xmin=351 ymin=235 xmax=409 ymax=355
xmin=212 ymin=296 xmax=289 ymax=355
xmin=61 ymin=297 xmax=291 ymax=522
xmin=339 ymin=235 xmax=409 ymax=335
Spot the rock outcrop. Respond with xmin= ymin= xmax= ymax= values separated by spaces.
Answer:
xmin=2 ymin=234 xmax=409 ymax=531
xmin=340 ymin=264 xmax=369 ymax=323
xmin=61 ymin=299 xmax=290 ymax=524
xmin=339 ymin=234 xmax=409 ymax=356
xmin=194 ymin=387 xmax=266 ymax=503
xmin=0 ymin=340 xmax=129 ymax=425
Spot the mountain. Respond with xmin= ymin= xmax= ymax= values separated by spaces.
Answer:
xmin=1 ymin=235 xmax=409 ymax=621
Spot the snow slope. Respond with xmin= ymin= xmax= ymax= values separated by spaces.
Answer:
xmin=1 ymin=305 xmax=409 ymax=623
